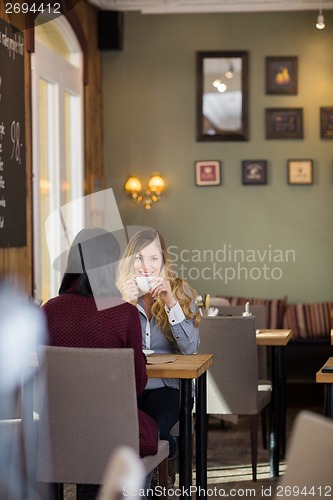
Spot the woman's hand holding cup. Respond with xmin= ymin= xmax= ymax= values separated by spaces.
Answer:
xmin=123 ymin=278 xmax=140 ymax=304
xmin=124 ymin=275 xmax=177 ymax=310
xmin=149 ymin=277 xmax=176 ymax=309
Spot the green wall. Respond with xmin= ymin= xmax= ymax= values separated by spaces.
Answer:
xmin=102 ymin=10 xmax=333 ymax=303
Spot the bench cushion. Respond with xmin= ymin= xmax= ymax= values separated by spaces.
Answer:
xmin=283 ymin=302 xmax=333 ymax=340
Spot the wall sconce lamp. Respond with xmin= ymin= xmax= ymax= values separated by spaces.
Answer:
xmin=125 ymin=173 xmax=166 ymax=209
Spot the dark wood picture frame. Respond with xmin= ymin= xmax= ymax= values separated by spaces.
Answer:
xmin=195 ymin=160 xmax=221 ymax=186
xmin=266 ymin=56 xmax=298 ymax=95
xmin=287 ymin=159 xmax=313 ymax=185
xmin=242 ymin=160 xmax=267 ymax=185
xmin=266 ymin=108 xmax=303 ymax=139
xmin=320 ymin=107 xmax=333 ymax=139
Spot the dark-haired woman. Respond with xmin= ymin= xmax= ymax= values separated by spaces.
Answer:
xmin=42 ymin=227 xmax=158 ymax=500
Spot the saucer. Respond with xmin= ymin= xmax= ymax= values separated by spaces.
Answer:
xmin=143 ymin=349 xmax=155 ymax=356
xmin=146 ymin=355 xmax=176 ymax=365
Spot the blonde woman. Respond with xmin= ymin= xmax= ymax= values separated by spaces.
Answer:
xmin=117 ymin=229 xmax=200 ymax=474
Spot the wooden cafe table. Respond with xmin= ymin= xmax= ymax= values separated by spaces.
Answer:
xmin=315 ymin=330 xmax=333 ymax=417
xmin=256 ymin=329 xmax=293 ymax=478
xmin=316 ymin=357 xmax=333 ymax=418
xmin=146 ymin=353 xmax=213 ymax=500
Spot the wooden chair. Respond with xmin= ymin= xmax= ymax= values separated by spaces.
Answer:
xmin=197 ymin=315 xmax=271 ymax=481
xmin=36 ymin=347 xmax=169 ymax=499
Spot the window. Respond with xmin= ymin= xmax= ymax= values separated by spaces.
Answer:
xmin=31 ymin=16 xmax=84 ymax=303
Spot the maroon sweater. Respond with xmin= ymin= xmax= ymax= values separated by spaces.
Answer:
xmin=42 ymin=292 xmax=158 ymax=457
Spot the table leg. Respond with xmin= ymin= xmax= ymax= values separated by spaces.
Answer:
xmin=195 ymin=372 xmax=207 ymax=500
xmin=279 ymin=346 xmax=286 ymax=459
xmin=179 ymin=379 xmax=193 ymax=494
xmin=324 ymin=384 xmax=333 ymax=418
xmin=269 ymin=346 xmax=281 ymax=477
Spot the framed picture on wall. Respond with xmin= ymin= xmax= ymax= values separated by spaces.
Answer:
xmin=242 ymin=160 xmax=267 ymax=185
xmin=266 ymin=56 xmax=298 ymax=95
xmin=266 ymin=108 xmax=303 ymax=139
xmin=287 ymin=159 xmax=313 ymax=185
xmin=320 ymin=107 xmax=333 ymax=139
xmin=195 ymin=160 xmax=221 ymax=186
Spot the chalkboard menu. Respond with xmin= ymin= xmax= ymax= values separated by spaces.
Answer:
xmin=0 ymin=18 xmax=26 ymax=247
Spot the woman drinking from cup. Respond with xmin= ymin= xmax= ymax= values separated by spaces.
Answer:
xmin=117 ymin=228 xmax=200 ymax=483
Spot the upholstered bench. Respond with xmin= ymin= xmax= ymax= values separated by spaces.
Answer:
xmin=283 ymin=301 xmax=333 ymax=341
xmin=219 ymin=295 xmax=333 ymax=341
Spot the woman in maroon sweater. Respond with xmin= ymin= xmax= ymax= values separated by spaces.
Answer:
xmin=42 ymin=227 xmax=158 ymax=500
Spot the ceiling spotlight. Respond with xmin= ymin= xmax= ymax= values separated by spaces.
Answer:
xmin=225 ymin=63 xmax=234 ymax=79
xmin=316 ymin=9 xmax=325 ymax=29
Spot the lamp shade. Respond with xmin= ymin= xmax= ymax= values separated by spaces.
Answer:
xmin=148 ymin=174 xmax=165 ymax=193
xmin=125 ymin=176 xmax=142 ymax=193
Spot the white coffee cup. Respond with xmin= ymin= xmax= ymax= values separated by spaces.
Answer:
xmin=134 ymin=276 xmax=151 ymax=294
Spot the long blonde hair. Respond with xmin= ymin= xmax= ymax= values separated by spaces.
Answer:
xmin=117 ymin=229 xmax=200 ymax=340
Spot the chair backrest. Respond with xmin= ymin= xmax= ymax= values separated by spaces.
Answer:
xmin=217 ymin=305 xmax=267 ymax=328
xmin=217 ymin=305 xmax=268 ymax=379
xmin=36 ymin=347 xmax=140 ymax=485
xmin=209 ymin=297 xmax=230 ymax=307
xmin=198 ymin=316 xmax=260 ymax=415
xmin=275 ymin=411 xmax=333 ymax=497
